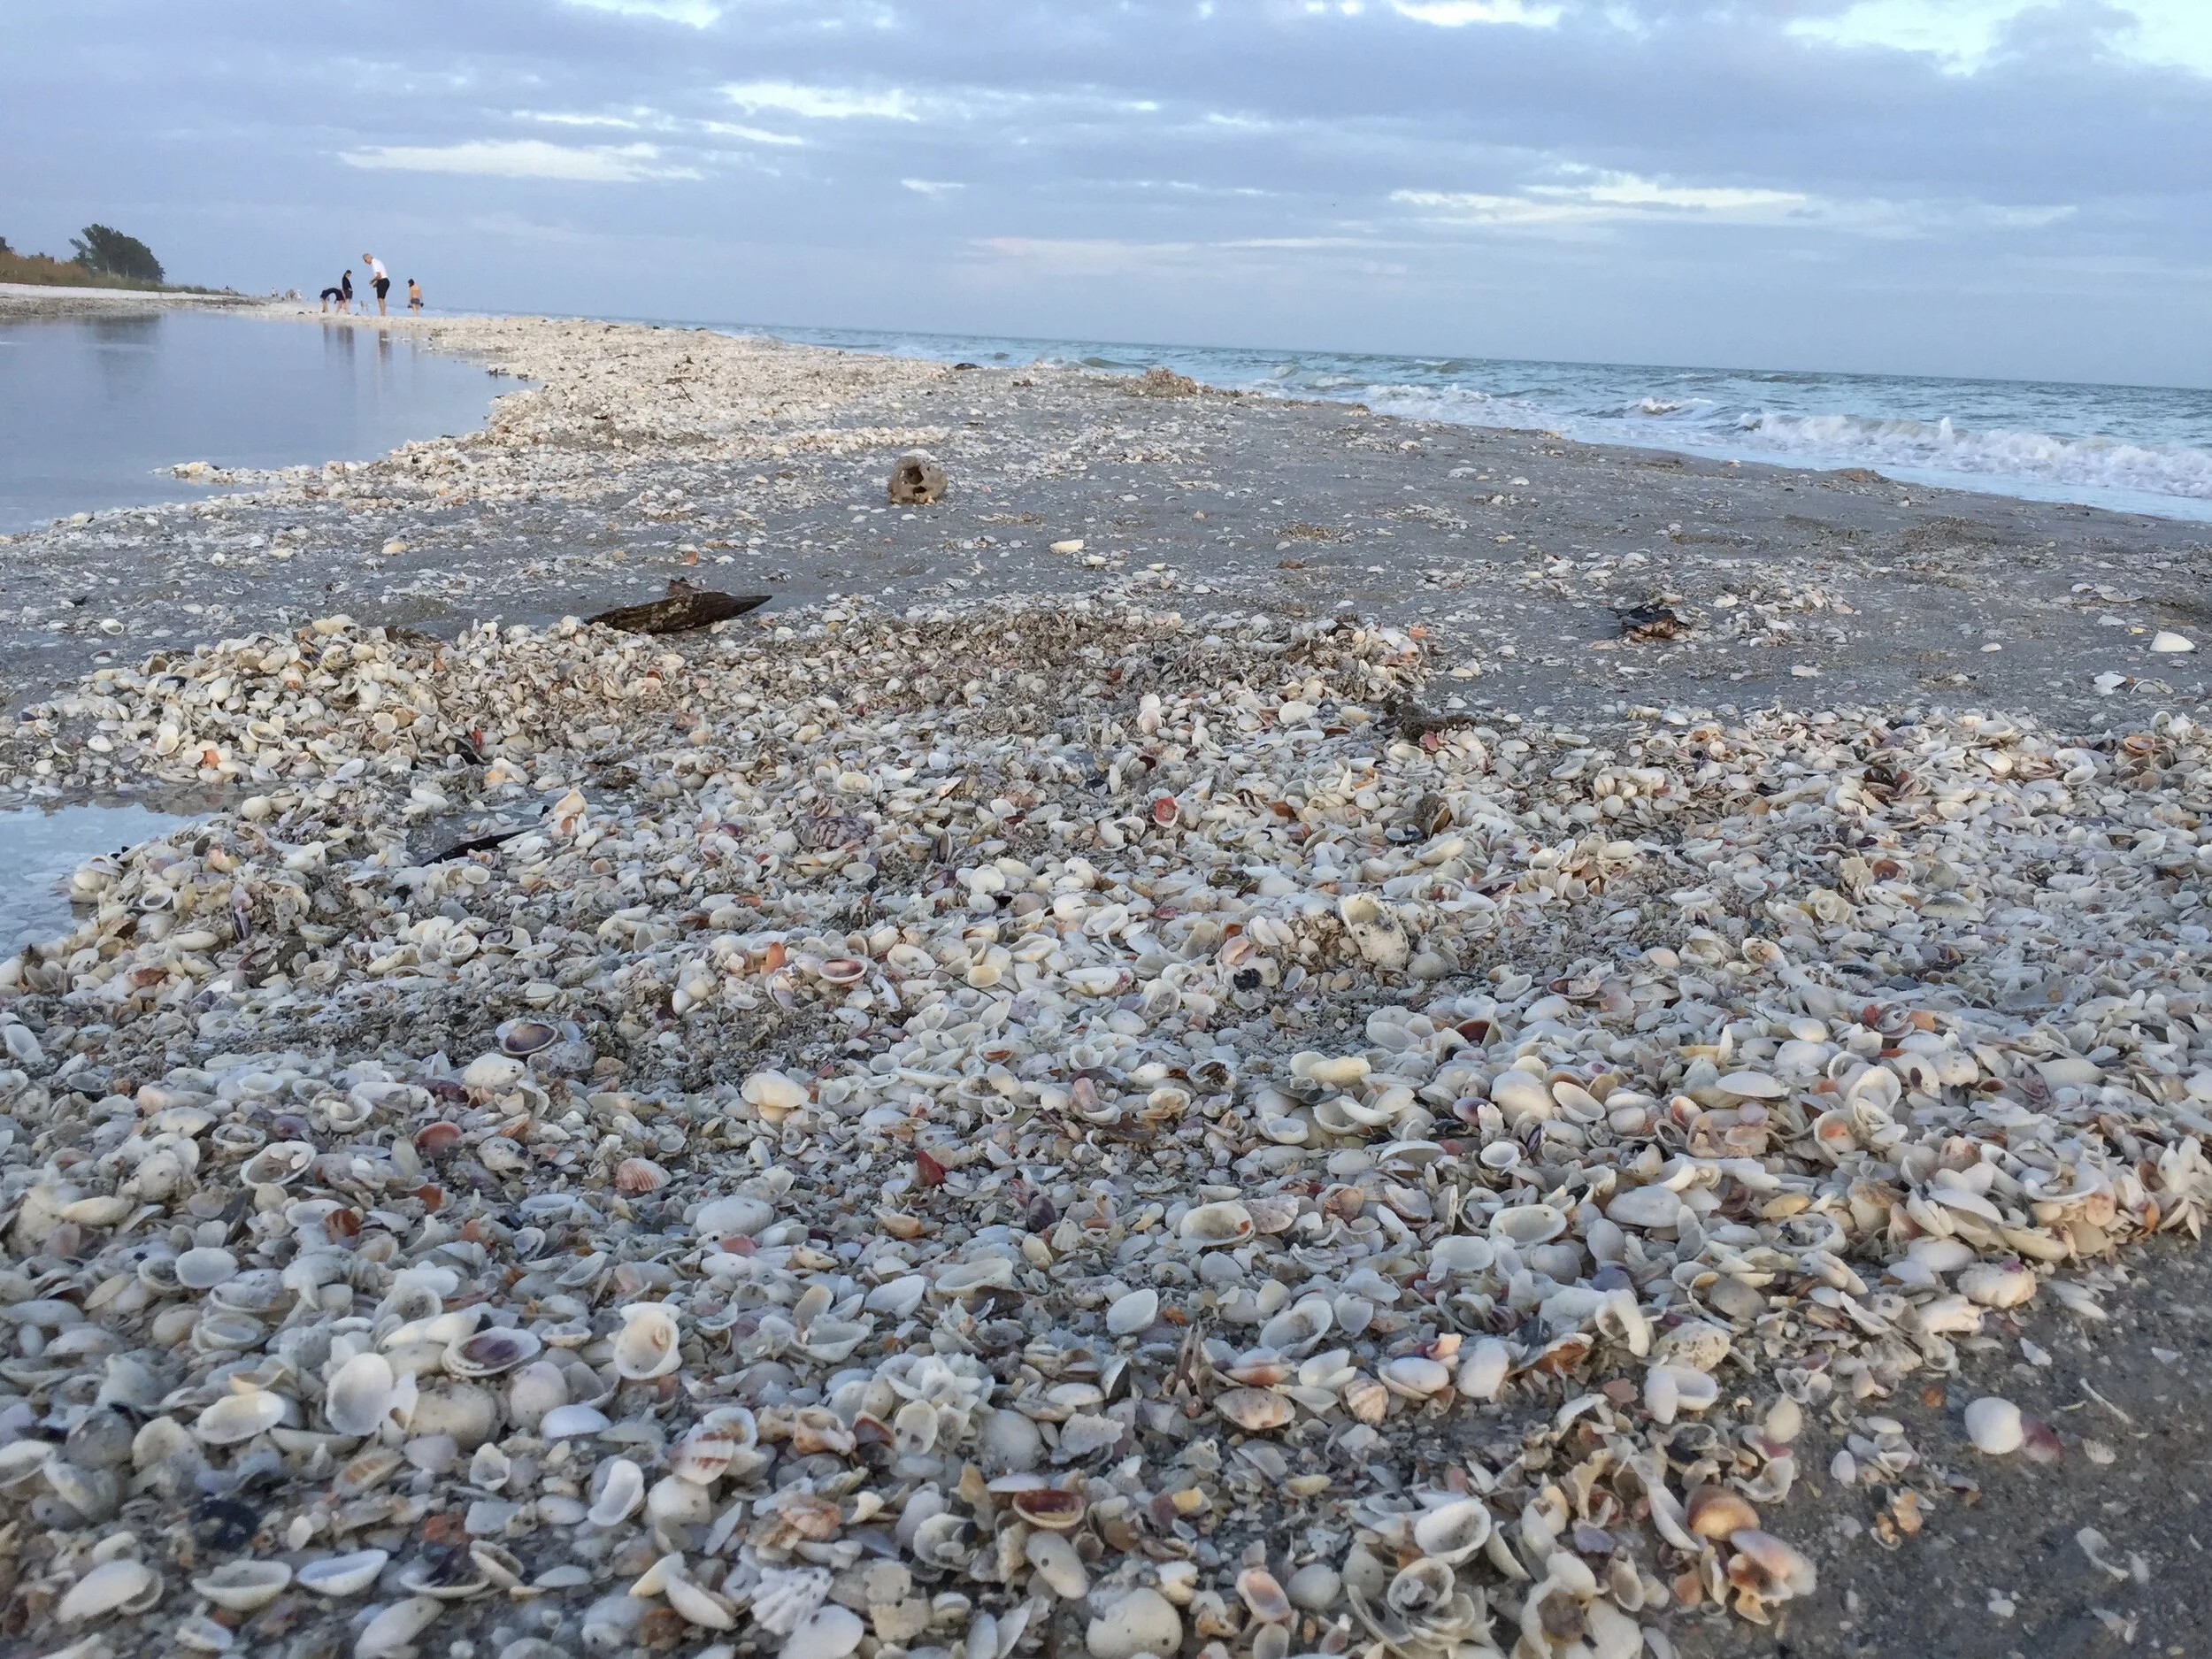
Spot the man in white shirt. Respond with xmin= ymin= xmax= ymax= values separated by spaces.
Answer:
xmin=362 ymin=253 xmax=391 ymax=317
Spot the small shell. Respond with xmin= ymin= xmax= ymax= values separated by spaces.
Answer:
xmin=296 ymin=1548 xmax=390 ymax=1598
xmin=175 ymin=1247 xmax=241 ymax=1289
xmin=1106 ymin=1288 xmax=1159 ymax=1336
xmin=1686 ymin=1485 xmax=1761 ymax=1540
xmin=1490 ymin=1203 xmax=1567 ymax=1246
xmin=1965 ymin=1396 xmax=2024 ymax=1455
xmin=496 ymin=1018 xmax=560 ymax=1056
xmin=588 ymin=1456 xmax=647 ymax=1525
xmin=191 ymin=1561 xmax=293 ymax=1612
xmin=1179 ymin=1202 xmax=1255 ymax=1248
xmin=616 ymin=1157 xmax=672 ymax=1195
xmin=1411 ymin=1496 xmax=1493 ymax=1563
xmin=446 ymin=1325 xmax=542 ymax=1379
xmin=611 ymin=1302 xmax=682 ymax=1379
xmin=58 ymin=1558 xmax=158 ymax=1624
xmin=195 ymin=1389 xmax=288 ymax=1445
xmin=1010 ymin=1487 xmax=1087 ymax=1531
xmin=1237 ymin=1568 xmax=1292 ymax=1624
xmin=239 ymin=1141 xmax=316 ymax=1187
xmin=670 ymin=1426 xmax=739 ymax=1485
xmin=1456 ymin=1338 xmax=1511 ymax=1402
xmin=1217 ymin=1387 xmax=1295 ymax=1432
xmin=326 ymin=1352 xmax=400 ymax=1437
xmin=1380 ymin=1356 xmax=1451 ymax=1398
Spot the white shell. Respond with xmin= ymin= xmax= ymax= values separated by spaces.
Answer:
xmin=191 ymin=1560 xmax=293 ymax=1612
xmin=195 ymin=1389 xmax=288 ymax=1445
xmin=1411 ymin=1496 xmax=1494 ymax=1563
xmin=1107 ymin=1288 xmax=1159 ymax=1336
xmin=296 ymin=1549 xmax=390 ymax=1597
xmin=58 ymin=1558 xmax=157 ymax=1624
xmin=1456 ymin=1337 xmax=1511 ymax=1402
xmin=1965 ymin=1395 xmax=2024 ymax=1455
xmin=1178 ymin=1202 xmax=1254 ymax=1248
xmin=782 ymin=1602 xmax=866 ymax=1659
xmin=326 ymin=1352 xmax=400 ymax=1437
xmin=611 ymin=1303 xmax=683 ymax=1379
xmin=588 ymin=1455 xmax=646 ymax=1525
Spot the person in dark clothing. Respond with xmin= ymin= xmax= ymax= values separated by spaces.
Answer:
xmin=319 ymin=283 xmax=343 ymax=312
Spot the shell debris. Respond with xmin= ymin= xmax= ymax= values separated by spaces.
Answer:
xmin=0 ymin=596 xmax=2207 ymax=1655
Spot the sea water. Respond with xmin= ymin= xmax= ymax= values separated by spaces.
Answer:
xmin=757 ymin=324 xmax=2212 ymax=524
xmin=0 ymin=803 xmax=208 ymax=952
xmin=0 ymin=311 xmax=504 ymax=533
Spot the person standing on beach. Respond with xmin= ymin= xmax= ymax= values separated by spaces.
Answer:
xmin=339 ymin=269 xmax=353 ymax=313
xmin=363 ymin=252 xmax=391 ymax=316
xmin=406 ymin=277 xmax=423 ymax=313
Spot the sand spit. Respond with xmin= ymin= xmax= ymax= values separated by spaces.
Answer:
xmin=0 ymin=316 xmax=2208 ymax=1657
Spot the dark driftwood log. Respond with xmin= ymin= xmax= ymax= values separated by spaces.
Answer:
xmin=586 ymin=585 xmax=771 ymax=635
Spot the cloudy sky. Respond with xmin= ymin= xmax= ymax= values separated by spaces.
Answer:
xmin=5 ymin=0 xmax=2208 ymax=384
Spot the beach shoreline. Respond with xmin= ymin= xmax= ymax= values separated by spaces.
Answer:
xmin=0 ymin=312 xmax=2209 ymax=1658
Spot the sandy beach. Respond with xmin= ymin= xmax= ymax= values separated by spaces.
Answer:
xmin=0 ymin=311 xmax=2208 ymax=1659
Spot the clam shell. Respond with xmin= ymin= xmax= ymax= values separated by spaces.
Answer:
xmin=296 ymin=1548 xmax=391 ymax=1598
xmin=194 ymin=1388 xmax=288 ymax=1445
xmin=611 ymin=1302 xmax=682 ymax=1379
xmin=325 ymin=1351 xmax=400 ymax=1437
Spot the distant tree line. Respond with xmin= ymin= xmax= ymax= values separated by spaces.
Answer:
xmin=0 ymin=224 xmax=167 ymax=288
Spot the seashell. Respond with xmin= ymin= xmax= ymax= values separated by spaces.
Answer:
xmin=191 ymin=1560 xmax=294 ymax=1612
xmin=1258 ymin=1294 xmax=1333 ymax=1352
xmin=616 ymin=1157 xmax=672 ymax=1194
xmin=1384 ymin=1557 xmax=1454 ymax=1616
xmin=1293 ymin=1053 xmax=1371 ymax=1089
xmin=1216 ymin=1387 xmax=1294 ymax=1432
xmin=671 ymin=1425 xmax=739 ymax=1484
xmin=1965 ymin=1396 xmax=2024 ymax=1455
xmin=1106 ymin=1287 xmax=1159 ymax=1336
xmin=507 ymin=1360 xmax=568 ymax=1429
xmin=462 ymin=1053 xmax=526 ymax=1093
xmin=1237 ymin=1568 xmax=1293 ymax=1623
xmin=1087 ymin=1586 xmax=1183 ymax=1659
xmin=1605 ymin=1186 xmax=1684 ymax=1230
xmin=195 ymin=1389 xmax=288 ymax=1445
xmin=1010 ymin=1486 xmax=1087 ymax=1531
xmin=611 ymin=1302 xmax=683 ymax=1379
xmin=1726 ymin=1530 xmax=1817 ymax=1601
xmin=1381 ymin=1356 xmax=1451 ymax=1398
xmin=742 ymin=1069 xmax=810 ymax=1121
xmin=1429 ymin=1235 xmax=1494 ymax=1276
xmin=1486 ymin=1069 xmax=1554 ymax=1125
xmin=326 ymin=1352 xmax=401 ymax=1437
xmin=175 ymin=1246 xmax=240 ymax=1289
xmin=357 ymin=1595 xmax=443 ymax=1657
xmin=1490 ymin=1203 xmax=1567 ymax=1246
xmin=497 ymin=1018 xmax=561 ymax=1056
xmin=782 ymin=1602 xmax=864 ymax=1659
xmin=239 ymin=1141 xmax=316 ymax=1187
xmin=296 ymin=1548 xmax=389 ymax=1597
xmin=1178 ymin=1201 xmax=1254 ymax=1248
xmin=446 ymin=1325 xmax=542 ymax=1378
xmin=1644 ymin=1364 xmax=1719 ymax=1425
xmin=1456 ymin=1337 xmax=1511 ymax=1402
xmin=588 ymin=1456 xmax=647 ymax=1525
xmin=1959 ymin=1261 xmax=2038 ymax=1309
xmin=1026 ymin=1529 xmax=1089 ymax=1600
xmin=1411 ymin=1496 xmax=1494 ymax=1563
xmin=58 ymin=1558 xmax=158 ymax=1624
xmin=541 ymin=1403 xmax=611 ymax=1439
xmin=818 ymin=956 xmax=870 ymax=985
xmin=1686 ymin=1485 xmax=1760 ymax=1539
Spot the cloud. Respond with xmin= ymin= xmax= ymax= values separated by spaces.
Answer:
xmin=1390 ymin=1 xmax=1563 ymax=27
xmin=1394 ymin=172 xmax=2078 ymax=238
xmin=1789 ymin=0 xmax=2212 ymax=77
xmin=902 ymin=179 xmax=965 ymax=196
xmin=342 ymin=139 xmax=700 ymax=181
xmin=562 ymin=0 xmax=724 ymax=27
xmin=722 ymin=81 xmax=920 ymax=120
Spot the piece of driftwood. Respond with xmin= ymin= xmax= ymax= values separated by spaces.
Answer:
xmin=889 ymin=450 xmax=946 ymax=505
xmin=586 ymin=581 xmax=770 ymax=635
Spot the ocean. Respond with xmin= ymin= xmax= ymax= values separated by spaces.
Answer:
xmin=0 ymin=311 xmax=503 ymax=533
xmin=754 ymin=324 xmax=2212 ymax=525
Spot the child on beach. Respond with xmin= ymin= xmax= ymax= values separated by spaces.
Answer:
xmin=338 ymin=271 xmax=353 ymax=312
xmin=406 ymin=278 xmax=423 ymax=313
xmin=363 ymin=252 xmax=391 ymax=316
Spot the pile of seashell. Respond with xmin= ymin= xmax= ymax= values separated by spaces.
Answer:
xmin=1 ymin=595 xmax=2208 ymax=1659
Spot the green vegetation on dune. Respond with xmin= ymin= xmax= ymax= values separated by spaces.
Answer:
xmin=0 ymin=225 xmax=223 ymax=294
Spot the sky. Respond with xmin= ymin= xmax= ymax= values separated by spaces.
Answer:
xmin=4 ymin=0 xmax=2209 ymax=386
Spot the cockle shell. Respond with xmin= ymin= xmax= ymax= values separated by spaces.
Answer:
xmin=191 ymin=1561 xmax=292 ymax=1611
